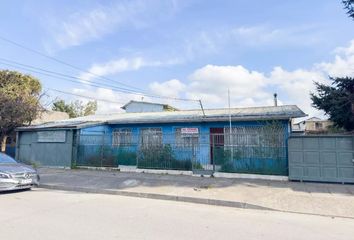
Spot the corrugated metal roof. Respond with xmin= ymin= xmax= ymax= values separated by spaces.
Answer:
xmin=17 ymin=105 xmax=306 ymax=131
xmin=16 ymin=120 xmax=102 ymax=131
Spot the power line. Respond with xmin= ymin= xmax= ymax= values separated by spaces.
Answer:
xmin=0 ymin=58 xmax=198 ymax=102
xmin=0 ymin=58 xmax=147 ymax=94
xmin=0 ymin=35 xmax=205 ymax=111
xmin=0 ymin=35 xmax=144 ymax=92
xmin=0 ymin=60 xmax=140 ymax=95
xmin=47 ymin=88 xmax=127 ymax=104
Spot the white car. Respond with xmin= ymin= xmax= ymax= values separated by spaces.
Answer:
xmin=0 ymin=153 xmax=40 ymax=192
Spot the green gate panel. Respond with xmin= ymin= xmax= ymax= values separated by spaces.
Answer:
xmin=289 ymin=136 xmax=354 ymax=183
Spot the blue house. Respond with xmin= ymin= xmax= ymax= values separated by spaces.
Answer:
xmin=16 ymin=101 xmax=306 ymax=176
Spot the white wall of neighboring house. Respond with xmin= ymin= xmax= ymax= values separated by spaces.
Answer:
xmin=124 ymin=102 xmax=164 ymax=113
xmin=304 ymin=120 xmax=332 ymax=132
xmin=122 ymin=100 xmax=178 ymax=113
xmin=292 ymin=117 xmax=332 ymax=133
xmin=32 ymin=110 xmax=70 ymax=125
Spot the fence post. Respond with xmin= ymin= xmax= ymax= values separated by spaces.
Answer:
xmin=100 ymin=134 xmax=104 ymax=167
xmin=192 ymin=138 xmax=195 ymax=170
xmin=136 ymin=133 xmax=139 ymax=168
xmin=15 ymin=131 xmax=20 ymax=161
xmin=71 ymin=130 xmax=79 ymax=168
xmin=212 ymin=135 xmax=216 ymax=172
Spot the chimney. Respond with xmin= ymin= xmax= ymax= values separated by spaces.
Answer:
xmin=273 ymin=93 xmax=278 ymax=107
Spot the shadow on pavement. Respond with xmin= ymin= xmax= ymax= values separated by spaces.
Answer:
xmin=0 ymin=188 xmax=32 ymax=195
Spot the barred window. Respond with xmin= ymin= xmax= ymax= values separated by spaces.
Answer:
xmin=112 ymin=129 xmax=132 ymax=146
xmin=140 ymin=128 xmax=162 ymax=148
xmin=175 ymin=128 xmax=199 ymax=147
xmin=224 ymin=125 xmax=284 ymax=147
xmin=224 ymin=127 xmax=260 ymax=147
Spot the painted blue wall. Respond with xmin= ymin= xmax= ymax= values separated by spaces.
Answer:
xmin=78 ymin=120 xmax=290 ymax=174
xmin=80 ymin=125 xmax=111 ymax=135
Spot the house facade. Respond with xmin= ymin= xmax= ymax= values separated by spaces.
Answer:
xmin=292 ymin=117 xmax=333 ymax=134
xmin=16 ymin=102 xmax=306 ymax=176
xmin=121 ymin=100 xmax=179 ymax=113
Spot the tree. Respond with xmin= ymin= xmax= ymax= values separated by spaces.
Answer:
xmin=52 ymin=99 xmax=97 ymax=118
xmin=84 ymin=100 xmax=98 ymax=116
xmin=52 ymin=100 xmax=75 ymax=118
xmin=343 ymin=0 xmax=354 ymax=20
xmin=311 ymin=77 xmax=354 ymax=131
xmin=0 ymin=70 xmax=42 ymax=152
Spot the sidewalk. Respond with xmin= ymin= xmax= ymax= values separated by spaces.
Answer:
xmin=38 ymin=168 xmax=354 ymax=218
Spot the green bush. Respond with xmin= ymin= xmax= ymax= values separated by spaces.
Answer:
xmin=192 ymin=161 xmax=203 ymax=170
xmin=213 ymin=147 xmax=241 ymax=165
xmin=137 ymin=144 xmax=192 ymax=170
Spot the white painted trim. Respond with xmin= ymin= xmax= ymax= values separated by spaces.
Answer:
xmin=38 ymin=166 xmax=71 ymax=170
xmin=76 ymin=166 xmax=120 ymax=171
xmin=135 ymin=168 xmax=193 ymax=176
xmin=118 ymin=166 xmax=137 ymax=173
xmin=213 ymin=172 xmax=289 ymax=181
xmin=76 ymin=166 xmax=288 ymax=181
xmin=117 ymin=166 xmax=193 ymax=175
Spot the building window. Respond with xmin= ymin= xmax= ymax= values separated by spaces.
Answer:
xmin=140 ymin=128 xmax=162 ymax=148
xmin=224 ymin=127 xmax=260 ymax=147
xmin=315 ymin=122 xmax=323 ymax=130
xmin=175 ymin=128 xmax=199 ymax=147
xmin=112 ymin=129 xmax=132 ymax=146
xmin=224 ymin=125 xmax=284 ymax=148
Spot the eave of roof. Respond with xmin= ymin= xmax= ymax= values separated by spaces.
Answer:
xmin=109 ymin=105 xmax=306 ymax=124
xmin=17 ymin=105 xmax=307 ymax=131
xmin=16 ymin=121 xmax=103 ymax=131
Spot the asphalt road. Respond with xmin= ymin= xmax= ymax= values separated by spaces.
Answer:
xmin=0 ymin=189 xmax=353 ymax=240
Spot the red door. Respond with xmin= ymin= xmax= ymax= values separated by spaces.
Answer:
xmin=210 ymin=128 xmax=224 ymax=164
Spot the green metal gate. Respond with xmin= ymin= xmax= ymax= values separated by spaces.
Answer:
xmin=289 ymin=135 xmax=354 ymax=183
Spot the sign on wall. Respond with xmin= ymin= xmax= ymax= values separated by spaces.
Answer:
xmin=37 ymin=131 xmax=66 ymax=143
xmin=181 ymin=128 xmax=199 ymax=134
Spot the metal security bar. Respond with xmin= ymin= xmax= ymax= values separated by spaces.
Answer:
xmin=216 ymin=124 xmax=287 ymax=175
xmin=76 ymin=123 xmax=288 ymax=175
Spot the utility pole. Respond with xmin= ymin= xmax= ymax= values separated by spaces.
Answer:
xmin=199 ymin=100 xmax=206 ymax=117
xmin=228 ymin=89 xmax=233 ymax=161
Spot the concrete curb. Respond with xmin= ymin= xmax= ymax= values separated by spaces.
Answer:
xmin=38 ymin=184 xmax=272 ymax=211
xmin=38 ymin=184 xmax=354 ymax=219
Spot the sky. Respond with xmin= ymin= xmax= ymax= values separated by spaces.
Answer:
xmin=0 ymin=0 xmax=353 ymax=117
